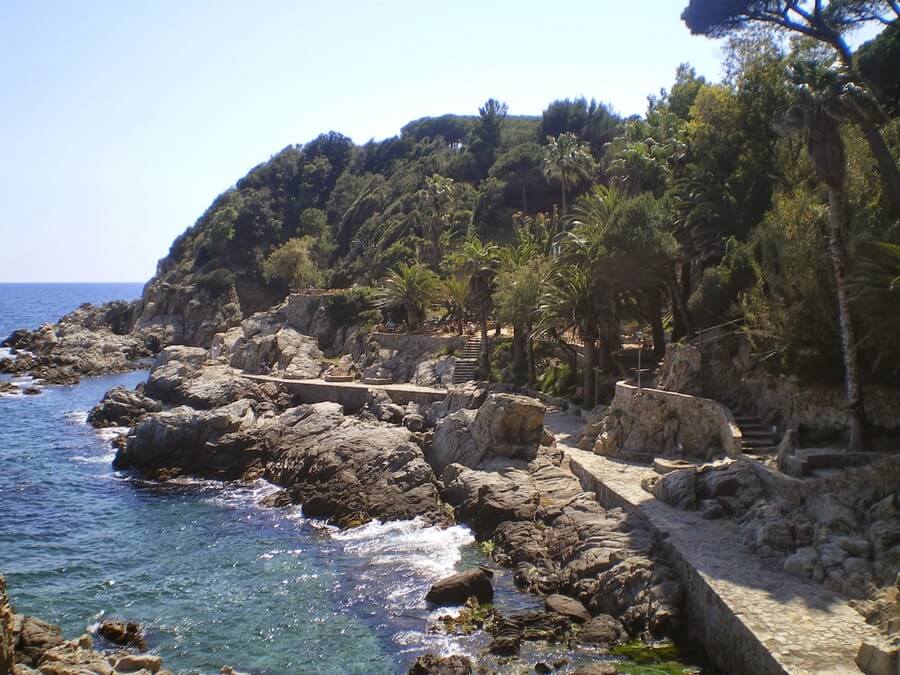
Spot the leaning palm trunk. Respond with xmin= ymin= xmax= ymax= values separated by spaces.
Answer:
xmin=857 ymin=117 xmax=900 ymax=217
xmin=827 ymin=188 xmax=868 ymax=450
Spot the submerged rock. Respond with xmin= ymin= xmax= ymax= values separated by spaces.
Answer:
xmin=97 ymin=619 xmax=146 ymax=650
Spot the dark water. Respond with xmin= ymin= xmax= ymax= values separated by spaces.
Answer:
xmin=0 ymin=282 xmax=145 ymax=339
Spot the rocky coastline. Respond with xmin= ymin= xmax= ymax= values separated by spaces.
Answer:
xmin=56 ymin=297 xmax=689 ymax=673
xmin=1 ymin=575 xmax=170 ymax=675
xmin=4 ymin=286 xmax=898 ymax=673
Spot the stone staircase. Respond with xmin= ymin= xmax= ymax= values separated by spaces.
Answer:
xmin=452 ymin=336 xmax=482 ymax=384
xmin=732 ymin=413 xmax=780 ymax=454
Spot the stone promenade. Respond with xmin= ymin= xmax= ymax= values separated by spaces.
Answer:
xmin=545 ymin=411 xmax=885 ymax=675
xmin=239 ymin=373 xmax=448 ymax=408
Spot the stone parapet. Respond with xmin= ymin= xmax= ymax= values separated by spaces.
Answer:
xmin=595 ymin=381 xmax=742 ymax=460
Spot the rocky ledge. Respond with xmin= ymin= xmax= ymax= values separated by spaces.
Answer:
xmin=1 ymin=301 xmax=155 ymax=385
xmin=1 ymin=574 xmax=170 ymax=674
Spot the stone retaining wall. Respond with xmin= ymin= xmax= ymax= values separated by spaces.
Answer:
xmin=699 ymin=330 xmax=900 ymax=431
xmin=596 ymin=382 xmax=741 ymax=460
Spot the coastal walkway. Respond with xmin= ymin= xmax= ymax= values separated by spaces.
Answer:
xmin=239 ymin=373 xmax=447 ymax=410
xmin=545 ymin=412 xmax=884 ymax=675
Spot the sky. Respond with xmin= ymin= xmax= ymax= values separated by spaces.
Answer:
xmin=0 ymin=1 xmax=747 ymax=282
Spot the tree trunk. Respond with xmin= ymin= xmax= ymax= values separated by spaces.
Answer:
xmin=583 ymin=337 xmax=596 ymax=408
xmin=526 ymin=329 xmax=536 ymax=387
xmin=856 ymin=116 xmax=900 ymax=218
xmin=512 ymin=322 xmax=526 ymax=383
xmin=668 ymin=270 xmax=693 ymax=340
xmin=646 ymin=286 xmax=667 ymax=360
xmin=826 ymin=188 xmax=867 ymax=450
xmin=405 ymin=302 xmax=419 ymax=332
xmin=480 ymin=316 xmax=490 ymax=377
xmin=561 ymin=172 xmax=568 ymax=214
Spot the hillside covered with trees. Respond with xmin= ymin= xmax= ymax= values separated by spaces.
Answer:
xmin=150 ymin=1 xmax=900 ymax=447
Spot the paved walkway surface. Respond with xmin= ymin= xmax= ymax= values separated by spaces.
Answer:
xmin=239 ymin=373 xmax=446 ymax=395
xmin=239 ymin=373 xmax=448 ymax=407
xmin=544 ymin=411 xmax=881 ymax=675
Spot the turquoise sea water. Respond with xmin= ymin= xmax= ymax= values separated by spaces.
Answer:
xmin=0 ymin=284 xmax=546 ymax=673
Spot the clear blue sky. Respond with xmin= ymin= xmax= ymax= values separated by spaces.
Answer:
xmin=2 ymin=1 xmax=732 ymax=282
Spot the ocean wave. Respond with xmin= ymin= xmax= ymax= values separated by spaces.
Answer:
xmin=65 ymin=410 xmax=89 ymax=425
xmin=331 ymin=518 xmax=475 ymax=580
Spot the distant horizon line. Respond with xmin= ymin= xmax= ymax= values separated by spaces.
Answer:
xmin=0 ymin=280 xmax=146 ymax=285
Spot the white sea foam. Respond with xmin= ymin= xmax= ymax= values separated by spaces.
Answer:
xmin=331 ymin=517 xmax=475 ymax=579
xmin=65 ymin=410 xmax=89 ymax=425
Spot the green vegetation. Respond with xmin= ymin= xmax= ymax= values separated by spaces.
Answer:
xmin=158 ymin=7 xmax=899 ymax=444
xmin=613 ymin=640 xmax=701 ymax=674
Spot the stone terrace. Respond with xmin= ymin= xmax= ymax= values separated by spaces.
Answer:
xmin=545 ymin=411 xmax=886 ymax=675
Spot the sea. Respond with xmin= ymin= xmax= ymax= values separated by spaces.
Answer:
xmin=0 ymin=283 xmax=697 ymax=674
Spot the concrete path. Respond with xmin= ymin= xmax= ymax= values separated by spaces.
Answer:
xmin=545 ymin=411 xmax=882 ymax=675
xmin=239 ymin=373 xmax=448 ymax=407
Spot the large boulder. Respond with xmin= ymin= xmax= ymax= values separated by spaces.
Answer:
xmin=440 ymin=464 xmax=540 ymax=538
xmin=656 ymin=343 xmax=703 ymax=396
xmin=87 ymin=386 xmax=162 ymax=428
xmin=544 ymin=594 xmax=591 ymax=623
xmin=430 ymin=393 xmax=546 ymax=471
xmin=114 ymin=399 xmax=258 ymax=473
xmin=425 ymin=568 xmax=494 ymax=606
xmin=229 ymin=324 xmax=323 ymax=379
xmin=576 ymin=614 xmax=627 ymax=646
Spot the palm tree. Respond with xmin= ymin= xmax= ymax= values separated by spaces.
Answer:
xmin=456 ymin=236 xmax=501 ymax=372
xmin=374 ymin=263 xmax=440 ymax=332
xmin=783 ymin=58 xmax=869 ymax=450
xmin=537 ymin=264 xmax=616 ymax=408
xmin=542 ymin=132 xmax=596 ymax=214
xmin=418 ymin=174 xmax=458 ymax=271
xmin=439 ymin=274 xmax=470 ymax=335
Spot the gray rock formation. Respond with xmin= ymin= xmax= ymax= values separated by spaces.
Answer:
xmin=87 ymin=386 xmax=162 ymax=428
xmin=430 ymin=393 xmax=546 ymax=471
xmin=0 ymin=573 xmax=170 ymax=674
xmin=408 ymin=653 xmax=473 ymax=675
xmin=1 ymin=301 xmax=153 ymax=384
xmin=438 ymin=443 xmax=681 ymax=638
xmin=115 ymin=400 xmax=447 ymax=528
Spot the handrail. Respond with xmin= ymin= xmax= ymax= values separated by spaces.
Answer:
xmin=690 ymin=317 xmax=747 ymax=349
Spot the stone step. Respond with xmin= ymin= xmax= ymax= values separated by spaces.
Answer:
xmin=741 ymin=438 xmax=779 ymax=449
xmin=741 ymin=428 xmax=779 ymax=438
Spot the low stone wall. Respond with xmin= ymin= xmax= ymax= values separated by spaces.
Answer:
xmin=371 ymin=332 xmax=466 ymax=353
xmin=280 ymin=379 xmax=448 ymax=411
xmin=595 ymin=382 xmax=741 ymax=460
